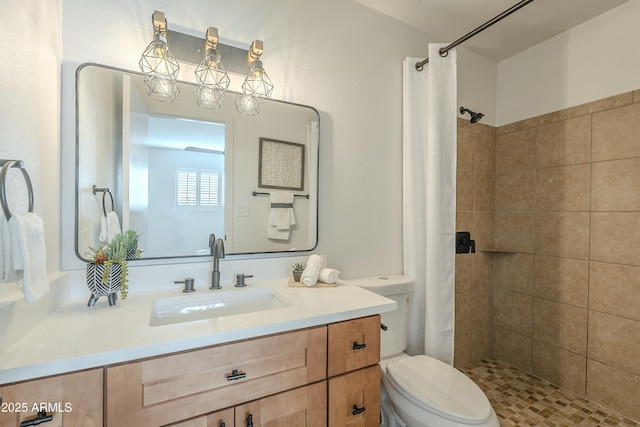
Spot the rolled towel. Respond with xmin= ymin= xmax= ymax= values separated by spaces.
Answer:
xmin=301 ymin=254 xmax=323 ymax=286
xmin=318 ymin=268 xmax=340 ymax=284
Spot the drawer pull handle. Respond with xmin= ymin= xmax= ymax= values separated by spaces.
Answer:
xmin=352 ymin=341 xmax=367 ymax=350
xmin=227 ymin=369 xmax=247 ymax=381
xmin=352 ymin=404 xmax=366 ymax=416
xmin=381 ymin=323 xmax=388 ymax=331
xmin=20 ymin=411 xmax=53 ymax=426
xmin=247 ymin=413 xmax=254 ymax=427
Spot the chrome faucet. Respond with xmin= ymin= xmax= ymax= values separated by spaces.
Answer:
xmin=209 ymin=233 xmax=225 ymax=290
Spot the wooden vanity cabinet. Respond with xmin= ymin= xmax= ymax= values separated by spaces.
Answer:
xmin=169 ymin=407 xmax=234 ymax=427
xmin=106 ymin=326 xmax=326 ymax=427
xmin=327 ymin=315 xmax=381 ymax=427
xmin=0 ymin=368 xmax=103 ymax=427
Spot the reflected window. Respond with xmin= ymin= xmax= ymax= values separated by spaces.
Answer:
xmin=176 ymin=168 xmax=197 ymax=206
xmin=176 ymin=168 xmax=224 ymax=208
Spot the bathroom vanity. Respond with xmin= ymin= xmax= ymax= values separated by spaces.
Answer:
xmin=0 ymin=280 xmax=394 ymax=426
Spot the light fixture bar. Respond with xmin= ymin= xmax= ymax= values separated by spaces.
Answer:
xmin=167 ymin=30 xmax=251 ymax=75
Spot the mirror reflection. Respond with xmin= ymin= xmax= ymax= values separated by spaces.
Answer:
xmin=76 ymin=63 xmax=319 ymax=261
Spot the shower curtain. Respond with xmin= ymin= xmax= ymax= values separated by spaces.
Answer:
xmin=402 ymin=44 xmax=457 ymax=364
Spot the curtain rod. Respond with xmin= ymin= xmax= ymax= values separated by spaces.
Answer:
xmin=415 ymin=0 xmax=535 ymax=71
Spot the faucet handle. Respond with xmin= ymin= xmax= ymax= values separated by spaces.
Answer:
xmin=235 ymin=274 xmax=253 ymax=287
xmin=175 ymin=278 xmax=195 ymax=293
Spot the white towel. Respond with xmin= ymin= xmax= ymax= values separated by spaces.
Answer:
xmin=318 ymin=268 xmax=340 ymax=284
xmin=10 ymin=212 xmax=49 ymax=303
xmin=0 ymin=216 xmax=21 ymax=283
xmin=301 ymin=254 xmax=324 ymax=286
xmin=267 ymin=191 xmax=296 ymax=240
xmin=99 ymin=211 xmax=121 ymax=244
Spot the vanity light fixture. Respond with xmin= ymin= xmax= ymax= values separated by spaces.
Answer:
xmin=193 ymin=27 xmax=230 ymax=109
xmin=139 ymin=10 xmax=181 ymax=103
xmin=238 ymin=40 xmax=274 ymax=106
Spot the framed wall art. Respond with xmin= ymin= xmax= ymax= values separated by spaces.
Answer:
xmin=258 ymin=137 xmax=305 ymax=191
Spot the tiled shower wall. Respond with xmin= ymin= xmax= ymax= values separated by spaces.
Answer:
xmin=454 ymin=118 xmax=496 ymax=368
xmin=491 ymin=90 xmax=640 ymax=422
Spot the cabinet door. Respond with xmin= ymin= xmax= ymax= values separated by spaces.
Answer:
xmin=234 ymin=381 xmax=326 ymax=427
xmin=328 ymin=365 xmax=380 ymax=427
xmin=0 ymin=368 xmax=103 ymax=427
xmin=169 ymin=407 xmax=233 ymax=427
xmin=106 ymin=326 xmax=326 ymax=426
xmin=327 ymin=315 xmax=380 ymax=377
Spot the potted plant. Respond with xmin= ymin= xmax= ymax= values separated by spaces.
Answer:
xmin=291 ymin=262 xmax=306 ymax=282
xmin=86 ymin=229 xmax=140 ymax=307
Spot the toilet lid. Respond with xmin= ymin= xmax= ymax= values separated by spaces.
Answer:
xmin=386 ymin=355 xmax=493 ymax=424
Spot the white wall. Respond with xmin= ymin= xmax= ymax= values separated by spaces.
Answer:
xmin=60 ymin=0 xmax=498 ymax=278
xmin=497 ymin=0 xmax=640 ymax=126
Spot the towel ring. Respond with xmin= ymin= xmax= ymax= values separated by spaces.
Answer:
xmin=0 ymin=160 xmax=34 ymax=220
xmin=92 ymin=185 xmax=114 ymax=216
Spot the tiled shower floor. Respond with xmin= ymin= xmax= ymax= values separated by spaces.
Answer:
xmin=461 ymin=359 xmax=640 ymax=427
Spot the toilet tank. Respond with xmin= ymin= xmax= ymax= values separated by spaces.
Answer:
xmin=345 ymin=275 xmax=414 ymax=358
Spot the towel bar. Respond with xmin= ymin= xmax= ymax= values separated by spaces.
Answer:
xmin=252 ymin=191 xmax=309 ymax=199
xmin=92 ymin=185 xmax=115 ymax=216
xmin=0 ymin=160 xmax=34 ymax=220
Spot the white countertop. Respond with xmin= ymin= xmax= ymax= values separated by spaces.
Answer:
xmin=0 ymin=279 xmax=396 ymax=384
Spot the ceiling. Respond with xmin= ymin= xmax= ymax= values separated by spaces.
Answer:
xmin=353 ymin=0 xmax=630 ymax=61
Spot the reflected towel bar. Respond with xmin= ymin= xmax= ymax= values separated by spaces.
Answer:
xmin=0 ymin=159 xmax=34 ymax=220
xmin=252 ymin=191 xmax=309 ymax=199
xmin=92 ymin=185 xmax=115 ymax=216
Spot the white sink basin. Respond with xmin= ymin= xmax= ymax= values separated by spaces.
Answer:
xmin=149 ymin=287 xmax=291 ymax=327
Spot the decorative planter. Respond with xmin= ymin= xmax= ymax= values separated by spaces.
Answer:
xmin=86 ymin=262 xmax=122 ymax=307
xmin=292 ymin=270 xmax=303 ymax=282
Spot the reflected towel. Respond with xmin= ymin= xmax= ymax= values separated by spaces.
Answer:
xmin=0 ymin=216 xmax=21 ymax=283
xmin=99 ymin=211 xmax=121 ymax=244
xmin=10 ymin=212 xmax=49 ymax=303
xmin=318 ymin=268 xmax=340 ymax=284
xmin=301 ymin=254 xmax=324 ymax=286
xmin=268 ymin=191 xmax=296 ymax=240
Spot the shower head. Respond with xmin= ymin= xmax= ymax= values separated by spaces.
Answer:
xmin=460 ymin=106 xmax=485 ymax=124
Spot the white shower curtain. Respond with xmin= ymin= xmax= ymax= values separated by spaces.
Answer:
xmin=402 ymin=44 xmax=457 ymax=364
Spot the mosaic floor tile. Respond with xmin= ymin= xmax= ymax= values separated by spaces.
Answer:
xmin=461 ymin=359 xmax=640 ymax=427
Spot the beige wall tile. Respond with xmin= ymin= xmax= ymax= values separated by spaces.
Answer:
xmin=536 ymin=116 xmax=591 ymax=168
xmin=456 ymin=170 xmax=474 ymax=212
xmin=475 ymin=131 xmax=496 ymax=173
xmin=454 ymin=331 xmax=472 ymax=368
xmin=472 ymin=252 xmax=493 ymax=290
xmin=496 ymin=128 xmax=536 ymax=173
xmin=455 ymin=255 xmax=473 ymax=294
xmin=590 ymin=262 xmax=640 ymax=322
xmin=587 ymin=360 xmax=640 ymax=422
xmin=493 ymin=326 xmax=532 ymax=372
xmin=469 ymin=288 xmax=492 ymax=329
xmin=457 ymin=128 xmax=476 ymax=171
xmin=588 ymin=310 xmax=640 ymax=377
xmin=567 ymin=91 xmax=634 ymax=118
xmin=535 ymin=212 xmax=590 ymax=259
xmin=591 ymin=212 xmax=640 ymax=267
xmin=532 ymin=298 xmax=587 ymax=355
xmin=493 ymin=287 xmax=532 ymax=336
xmin=535 ymin=164 xmax=590 ymax=212
xmin=456 ymin=291 xmax=472 ymax=333
xmin=495 ymin=212 xmax=534 ymax=253
xmin=470 ymin=325 xmax=492 ymax=362
xmin=493 ymin=253 xmax=534 ymax=295
xmin=534 ymin=255 xmax=588 ymax=308
xmin=473 ymin=212 xmax=495 ymax=249
xmin=592 ymin=102 xmax=640 ymax=161
xmin=592 ymin=157 xmax=640 ymax=211
xmin=474 ymin=173 xmax=495 ymax=212
xmin=495 ymin=171 xmax=535 ymax=212
xmin=532 ymin=340 xmax=586 ymax=395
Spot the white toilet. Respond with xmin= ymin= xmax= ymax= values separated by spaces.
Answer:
xmin=348 ymin=275 xmax=500 ymax=427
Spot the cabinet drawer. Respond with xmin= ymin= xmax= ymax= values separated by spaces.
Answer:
xmin=169 ymin=407 xmax=233 ymax=427
xmin=327 ymin=315 xmax=380 ymax=377
xmin=235 ymin=381 xmax=326 ymax=427
xmin=328 ymin=365 xmax=380 ymax=427
xmin=106 ymin=326 xmax=326 ymax=427
xmin=0 ymin=368 xmax=103 ymax=427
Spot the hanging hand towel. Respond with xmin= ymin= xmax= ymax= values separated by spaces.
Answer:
xmin=10 ymin=212 xmax=49 ymax=303
xmin=267 ymin=191 xmax=296 ymax=240
xmin=0 ymin=216 xmax=21 ymax=283
xmin=301 ymin=254 xmax=324 ymax=286
xmin=99 ymin=211 xmax=121 ymax=244
xmin=318 ymin=268 xmax=340 ymax=284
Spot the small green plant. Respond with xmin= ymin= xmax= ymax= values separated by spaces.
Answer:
xmin=292 ymin=262 xmax=306 ymax=272
xmin=88 ymin=229 xmax=141 ymax=299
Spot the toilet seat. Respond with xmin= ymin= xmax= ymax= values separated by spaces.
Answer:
xmin=385 ymin=355 xmax=493 ymax=424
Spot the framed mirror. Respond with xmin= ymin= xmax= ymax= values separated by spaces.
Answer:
xmin=76 ymin=63 xmax=319 ymax=261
